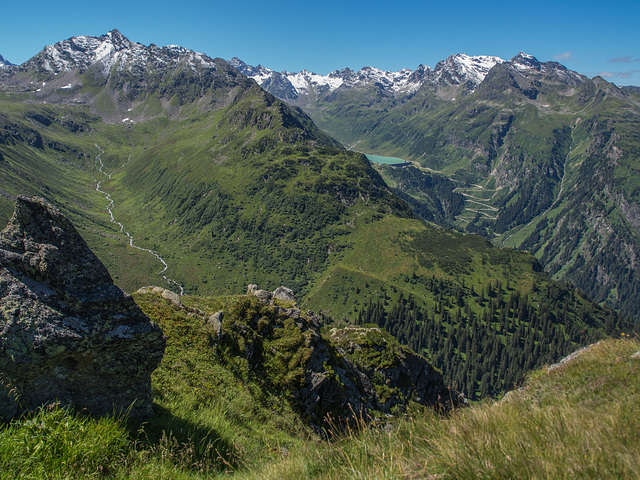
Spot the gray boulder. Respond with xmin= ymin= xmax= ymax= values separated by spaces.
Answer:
xmin=137 ymin=286 xmax=181 ymax=306
xmin=272 ymin=286 xmax=296 ymax=303
xmin=207 ymin=310 xmax=223 ymax=339
xmin=0 ymin=196 xmax=165 ymax=419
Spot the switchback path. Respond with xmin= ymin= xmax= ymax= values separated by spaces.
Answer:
xmin=453 ymin=184 xmax=499 ymax=223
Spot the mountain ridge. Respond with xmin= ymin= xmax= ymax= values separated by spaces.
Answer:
xmin=0 ymin=54 xmax=13 ymax=68
xmin=229 ymin=52 xmax=593 ymax=104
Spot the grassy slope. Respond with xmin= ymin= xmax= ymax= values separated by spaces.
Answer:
xmin=303 ymin=216 xmax=540 ymax=319
xmin=1 ymin=292 xmax=637 ymax=479
xmin=277 ymin=337 xmax=640 ymax=480
xmin=81 ymin=100 xmax=625 ymax=399
xmin=0 ymin=99 xmax=171 ymax=289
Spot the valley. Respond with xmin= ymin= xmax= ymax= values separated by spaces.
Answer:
xmin=94 ymin=141 xmax=185 ymax=294
xmin=0 ymin=32 xmax=626 ymax=396
xmin=239 ymin=54 xmax=640 ymax=319
xmin=0 ymin=28 xmax=638 ymax=479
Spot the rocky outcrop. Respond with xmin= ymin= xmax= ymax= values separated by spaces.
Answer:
xmin=547 ymin=341 xmax=603 ymax=373
xmin=247 ymin=284 xmax=297 ymax=303
xmin=136 ymin=285 xmax=182 ymax=307
xmin=0 ymin=196 xmax=165 ymax=420
xmin=329 ymin=326 xmax=456 ymax=412
xmin=272 ymin=286 xmax=296 ymax=302
xmin=212 ymin=285 xmax=456 ymax=426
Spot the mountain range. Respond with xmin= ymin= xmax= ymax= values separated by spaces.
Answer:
xmin=233 ymin=52 xmax=640 ymax=319
xmin=229 ymin=52 xmax=554 ymax=103
xmin=0 ymin=30 xmax=634 ymax=399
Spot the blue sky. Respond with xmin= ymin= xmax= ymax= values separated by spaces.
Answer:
xmin=3 ymin=0 xmax=639 ymax=85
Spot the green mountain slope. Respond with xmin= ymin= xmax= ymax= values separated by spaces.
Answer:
xmin=269 ymin=57 xmax=640 ymax=318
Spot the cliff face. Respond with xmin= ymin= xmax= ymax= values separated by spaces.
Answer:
xmin=0 ymin=196 xmax=165 ymax=419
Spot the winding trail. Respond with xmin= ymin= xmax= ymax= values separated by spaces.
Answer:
xmin=453 ymin=183 xmax=499 ymax=223
xmin=93 ymin=144 xmax=185 ymax=295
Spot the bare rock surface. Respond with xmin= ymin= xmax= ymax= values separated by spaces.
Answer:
xmin=547 ymin=341 xmax=603 ymax=373
xmin=0 ymin=196 xmax=165 ymax=419
xmin=272 ymin=286 xmax=296 ymax=303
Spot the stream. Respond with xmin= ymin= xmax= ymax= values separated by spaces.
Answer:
xmin=93 ymin=144 xmax=185 ymax=295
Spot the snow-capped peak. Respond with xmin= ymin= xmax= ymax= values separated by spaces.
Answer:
xmin=508 ymin=52 xmax=585 ymax=83
xmin=0 ymin=54 xmax=14 ymax=68
xmin=229 ymin=57 xmax=275 ymax=83
xmin=433 ymin=53 xmax=504 ymax=87
xmin=25 ymin=29 xmax=217 ymax=75
xmin=232 ymin=50 xmax=585 ymax=104
xmin=232 ymin=52 xmax=507 ymax=101
xmin=510 ymin=52 xmax=543 ymax=71
xmin=232 ymin=59 xmax=428 ymax=98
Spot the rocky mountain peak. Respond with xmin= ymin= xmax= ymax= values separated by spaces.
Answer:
xmin=234 ymin=52 xmax=511 ymax=102
xmin=505 ymin=52 xmax=586 ymax=85
xmin=0 ymin=54 xmax=13 ymax=68
xmin=22 ymin=29 xmax=217 ymax=76
xmin=103 ymin=28 xmax=130 ymax=49
xmin=330 ymin=66 xmax=355 ymax=78
xmin=228 ymin=56 xmax=247 ymax=69
xmin=510 ymin=52 xmax=543 ymax=70
xmin=433 ymin=53 xmax=504 ymax=88
xmin=229 ymin=57 xmax=266 ymax=77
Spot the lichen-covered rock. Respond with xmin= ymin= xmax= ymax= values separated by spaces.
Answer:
xmin=0 ymin=196 xmax=165 ymax=420
xmin=247 ymin=284 xmax=297 ymax=303
xmin=207 ymin=310 xmax=223 ymax=339
xmin=136 ymin=286 xmax=181 ymax=307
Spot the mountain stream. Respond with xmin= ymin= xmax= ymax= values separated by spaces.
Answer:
xmin=94 ymin=144 xmax=185 ymax=295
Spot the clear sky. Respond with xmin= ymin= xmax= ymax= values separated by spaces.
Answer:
xmin=2 ymin=0 xmax=639 ymax=86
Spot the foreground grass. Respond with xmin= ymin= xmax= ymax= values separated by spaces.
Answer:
xmin=1 ymin=293 xmax=638 ymax=479
xmin=301 ymin=337 xmax=640 ymax=480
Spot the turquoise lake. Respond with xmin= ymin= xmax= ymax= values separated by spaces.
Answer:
xmin=365 ymin=154 xmax=409 ymax=165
